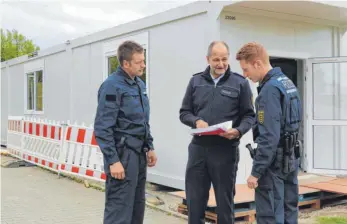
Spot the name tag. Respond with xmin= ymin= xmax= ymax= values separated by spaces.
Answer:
xmin=220 ymin=89 xmax=238 ymax=98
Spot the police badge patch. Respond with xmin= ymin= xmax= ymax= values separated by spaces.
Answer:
xmin=258 ymin=110 xmax=264 ymax=124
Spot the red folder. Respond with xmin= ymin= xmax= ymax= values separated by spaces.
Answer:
xmin=190 ymin=121 xmax=233 ymax=136
xmin=194 ymin=128 xmax=226 ymax=136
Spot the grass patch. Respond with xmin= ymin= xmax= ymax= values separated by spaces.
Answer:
xmin=317 ymin=216 xmax=347 ymax=224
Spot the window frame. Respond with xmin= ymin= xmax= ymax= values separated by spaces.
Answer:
xmin=24 ymin=68 xmax=44 ymax=115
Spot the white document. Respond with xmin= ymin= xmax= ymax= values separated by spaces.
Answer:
xmin=190 ymin=121 xmax=233 ymax=136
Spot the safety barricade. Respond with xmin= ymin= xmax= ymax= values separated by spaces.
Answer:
xmin=7 ymin=116 xmax=24 ymax=158
xmin=21 ymin=117 xmax=63 ymax=172
xmin=6 ymin=116 xmax=106 ymax=182
xmin=60 ymin=122 xmax=106 ymax=181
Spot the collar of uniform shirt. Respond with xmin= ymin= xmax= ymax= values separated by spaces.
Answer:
xmin=210 ymin=72 xmax=225 ymax=86
xmin=118 ymin=66 xmax=140 ymax=85
xmin=260 ymin=67 xmax=282 ymax=85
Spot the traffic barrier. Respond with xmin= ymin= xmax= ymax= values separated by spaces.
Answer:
xmin=7 ymin=116 xmax=23 ymax=158
xmin=21 ymin=117 xmax=64 ymax=172
xmin=60 ymin=122 xmax=106 ymax=181
xmin=6 ymin=116 xmax=106 ymax=182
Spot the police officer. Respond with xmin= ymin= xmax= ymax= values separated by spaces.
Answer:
xmin=94 ymin=40 xmax=157 ymax=224
xmin=179 ymin=41 xmax=255 ymax=224
xmin=236 ymin=42 xmax=302 ymax=224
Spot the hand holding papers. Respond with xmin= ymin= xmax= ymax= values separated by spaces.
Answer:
xmin=190 ymin=121 xmax=233 ymax=136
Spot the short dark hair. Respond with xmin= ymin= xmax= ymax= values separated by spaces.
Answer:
xmin=117 ymin=40 xmax=144 ymax=66
xmin=207 ymin=41 xmax=230 ymax=56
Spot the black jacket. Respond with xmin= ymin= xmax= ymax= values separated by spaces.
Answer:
xmin=179 ymin=65 xmax=255 ymax=147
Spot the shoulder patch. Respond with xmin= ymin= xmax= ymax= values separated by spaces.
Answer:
xmin=258 ymin=110 xmax=264 ymax=124
xmin=192 ymin=72 xmax=203 ymax=76
xmin=257 ymin=105 xmax=265 ymax=125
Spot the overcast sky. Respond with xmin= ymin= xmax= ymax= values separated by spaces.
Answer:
xmin=1 ymin=0 xmax=196 ymax=50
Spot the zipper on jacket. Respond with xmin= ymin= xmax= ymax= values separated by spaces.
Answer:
xmin=208 ymin=82 xmax=217 ymax=122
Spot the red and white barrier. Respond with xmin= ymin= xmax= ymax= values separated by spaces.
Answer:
xmin=20 ymin=117 xmax=64 ymax=172
xmin=60 ymin=123 xmax=106 ymax=181
xmin=6 ymin=116 xmax=106 ymax=182
xmin=7 ymin=116 xmax=23 ymax=157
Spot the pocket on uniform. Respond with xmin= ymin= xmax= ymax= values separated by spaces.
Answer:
xmin=255 ymin=187 xmax=275 ymax=217
xmin=220 ymin=88 xmax=239 ymax=98
xmin=122 ymin=92 xmax=141 ymax=108
xmin=218 ymin=87 xmax=239 ymax=113
xmin=256 ymin=175 xmax=275 ymax=217
xmin=105 ymin=100 xmax=117 ymax=109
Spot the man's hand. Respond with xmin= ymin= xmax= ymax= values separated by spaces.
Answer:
xmin=247 ymin=175 xmax=258 ymax=189
xmin=110 ymin=162 xmax=125 ymax=179
xmin=196 ymin=120 xmax=208 ymax=129
xmin=147 ymin=150 xmax=157 ymax=167
xmin=219 ymin=128 xmax=240 ymax=140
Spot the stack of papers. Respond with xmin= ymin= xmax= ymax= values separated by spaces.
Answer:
xmin=190 ymin=121 xmax=233 ymax=136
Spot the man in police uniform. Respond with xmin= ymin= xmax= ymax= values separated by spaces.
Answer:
xmin=236 ymin=42 xmax=302 ymax=224
xmin=94 ymin=40 xmax=157 ymax=224
xmin=179 ymin=41 xmax=255 ymax=224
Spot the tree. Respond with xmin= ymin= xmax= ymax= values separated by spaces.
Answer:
xmin=1 ymin=29 xmax=40 ymax=62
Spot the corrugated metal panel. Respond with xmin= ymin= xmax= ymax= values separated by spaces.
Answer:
xmin=8 ymin=64 xmax=25 ymax=116
xmin=43 ymin=51 xmax=70 ymax=121
xmin=70 ymin=45 xmax=94 ymax=123
xmin=88 ymin=41 xmax=104 ymax=124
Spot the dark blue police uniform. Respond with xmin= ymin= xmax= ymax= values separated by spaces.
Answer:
xmin=94 ymin=66 xmax=153 ymax=224
xmin=252 ymin=67 xmax=302 ymax=224
xmin=179 ymin=65 xmax=255 ymax=224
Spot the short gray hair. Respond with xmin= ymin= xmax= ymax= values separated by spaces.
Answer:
xmin=207 ymin=41 xmax=230 ymax=56
xmin=117 ymin=40 xmax=144 ymax=66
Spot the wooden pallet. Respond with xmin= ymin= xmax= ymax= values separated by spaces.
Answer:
xmin=298 ymin=188 xmax=347 ymax=212
xmin=178 ymin=203 xmax=256 ymax=223
xmin=173 ymin=182 xmax=347 ymax=223
xmin=298 ymin=199 xmax=321 ymax=212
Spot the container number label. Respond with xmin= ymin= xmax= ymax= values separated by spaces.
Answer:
xmin=225 ymin=15 xmax=236 ymax=20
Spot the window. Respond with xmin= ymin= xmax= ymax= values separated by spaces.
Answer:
xmin=107 ymin=48 xmax=147 ymax=83
xmin=26 ymin=70 xmax=43 ymax=112
xmin=108 ymin=56 xmax=119 ymax=74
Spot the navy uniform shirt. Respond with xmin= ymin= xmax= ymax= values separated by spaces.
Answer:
xmin=251 ymin=67 xmax=302 ymax=178
xmin=94 ymin=66 xmax=153 ymax=173
xmin=179 ymin=65 xmax=255 ymax=146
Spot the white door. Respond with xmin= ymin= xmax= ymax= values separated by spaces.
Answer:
xmin=305 ymin=57 xmax=347 ymax=176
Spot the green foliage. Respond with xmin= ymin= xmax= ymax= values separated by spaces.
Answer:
xmin=317 ymin=216 xmax=347 ymax=224
xmin=36 ymin=71 xmax=43 ymax=111
xmin=108 ymin=56 xmax=119 ymax=74
xmin=1 ymin=29 xmax=40 ymax=62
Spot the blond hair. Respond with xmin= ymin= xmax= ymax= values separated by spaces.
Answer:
xmin=236 ymin=42 xmax=269 ymax=64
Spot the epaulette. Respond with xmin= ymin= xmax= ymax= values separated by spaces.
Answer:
xmin=192 ymin=72 xmax=203 ymax=76
xmin=233 ymin=72 xmax=246 ymax=79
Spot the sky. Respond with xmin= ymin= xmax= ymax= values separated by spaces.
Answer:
xmin=1 ymin=0 xmax=196 ymax=50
